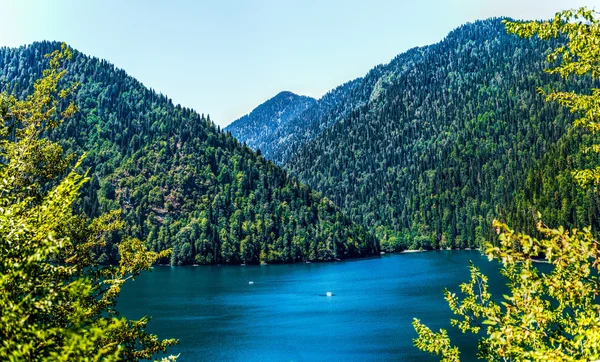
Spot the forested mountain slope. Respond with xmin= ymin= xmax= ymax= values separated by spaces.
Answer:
xmin=226 ymin=74 xmax=384 ymax=164
xmin=0 ymin=41 xmax=378 ymax=265
xmin=281 ymin=19 xmax=596 ymax=250
xmin=226 ymin=91 xmax=316 ymax=155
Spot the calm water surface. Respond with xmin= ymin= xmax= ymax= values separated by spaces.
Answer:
xmin=119 ymin=251 xmax=505 ymax=361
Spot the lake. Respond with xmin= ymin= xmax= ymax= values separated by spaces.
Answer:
xmin=119 ymin=250 xmax=505 ymax=361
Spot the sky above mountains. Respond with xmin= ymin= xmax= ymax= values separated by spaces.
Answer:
xmin=2 ymin=0 xmax=597 ymax=127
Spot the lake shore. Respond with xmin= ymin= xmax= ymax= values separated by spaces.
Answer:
xmin=155 ymin=248 xmax=484 ymax=267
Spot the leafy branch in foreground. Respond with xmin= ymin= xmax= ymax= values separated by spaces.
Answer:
xmin=414 ymin=7 xmax=600 ymax=361
xmin=0 ymin=44 xmax=177 ymax=361
xmin=504 ymin=7 xmax=600 ymax=187
xmin=415 ymin=219 xmax=600 ymax=361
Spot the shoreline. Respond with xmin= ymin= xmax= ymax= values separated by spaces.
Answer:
xmin=153 ymin=248 xmax=483 ymax=267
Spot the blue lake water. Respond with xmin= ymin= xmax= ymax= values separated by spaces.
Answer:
xmin=119 ymin=251 xmax=505 ymax=361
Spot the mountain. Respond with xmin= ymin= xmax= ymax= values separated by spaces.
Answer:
xmin=226 ymin=91 xmax=316 ymax=155
xmin=0 ymin=41 xmax=379 ymax=265
xmin=230 ymin=19 xmax=599 ymax=250
xmin=226 ymin=74 xmax=384 ymax=164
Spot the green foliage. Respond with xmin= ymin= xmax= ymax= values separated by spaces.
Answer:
xmin=412 ymin=319 xmax=460 ymax=362
xmin=0 ymin=42 xmax=378 ymax=265
xmin=414 ymin=8 xmax=600 ymax=361
xmin=414 ymin=220 xmax=600 ymax=361
xmin=504 ymin=8 xmax=600 ymax=187
xmin=0 ymin=44 xmax=176 ymax=361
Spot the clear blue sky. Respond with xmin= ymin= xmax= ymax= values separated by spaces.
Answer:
xmin=2 ymin=0 xmax=597 ymax=127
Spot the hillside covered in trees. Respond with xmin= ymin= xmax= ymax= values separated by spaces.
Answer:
xmin=0 ymin=41 xmax=379 ymax=265
xmin=231 ymin=19 xmax=599 ymax=250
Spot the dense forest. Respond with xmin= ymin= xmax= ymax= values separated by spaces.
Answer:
xmin=500 ymin=127 xmax=600 ymax=237
xmin=0 ymin=41 xmax=379 ymax=265
xmin=232 ymin=19 xmax=599 ymax=250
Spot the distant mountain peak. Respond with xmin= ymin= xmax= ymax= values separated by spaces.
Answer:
xmin=274 ymin=90 xmax=300 ymax=98
xmin=225 ymin=91 xmax=316 ymax=153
